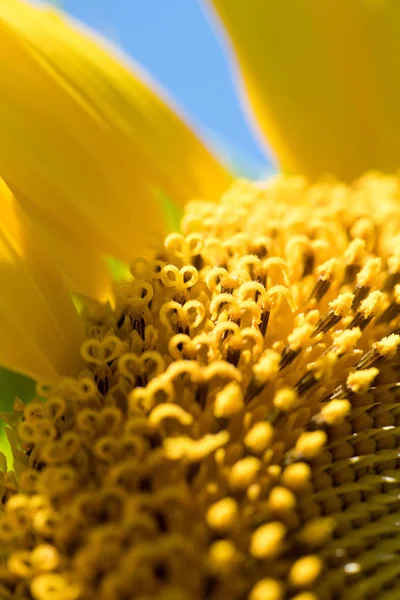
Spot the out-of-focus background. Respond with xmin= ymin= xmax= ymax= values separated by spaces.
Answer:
xmin=60 ymin=0 xmax=273 ymax=177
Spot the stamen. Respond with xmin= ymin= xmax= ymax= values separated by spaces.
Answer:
xmin=312 ymin=293 xmax=353 ymax=337
xmin=3 ymin=175 xmax=400 ymax=599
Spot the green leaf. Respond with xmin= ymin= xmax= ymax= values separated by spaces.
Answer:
xmin=0 ymin=367 xmax=35 ymax=412
xmin=0 ymin=368 xmax=35 ymax=468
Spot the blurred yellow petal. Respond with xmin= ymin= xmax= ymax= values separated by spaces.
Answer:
xmin=0 ymin=178 xmax=84 ymax=383
xmin=16 ymin=197 xmax=113 ymax=302
xmin=0 ymin=0 xmax=231 ymax=296
xmin=210 ymin=0 xmax=400 ymax=180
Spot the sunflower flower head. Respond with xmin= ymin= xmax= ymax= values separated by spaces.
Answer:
xmin=2 ymin=0 xmax=400 ymax=599
xmin=2 ymin=173 xmax=400 ymax=599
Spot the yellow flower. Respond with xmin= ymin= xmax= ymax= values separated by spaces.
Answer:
xmin=0 ymin=177 xmax=83 ymax=383
xmin=1 ymin=2 xmax=400 ymax=600
xmin=210 ymin=0 xmax=400 ymax=181
xmin=2 ymin=175 xmax=400 ymax=600
xmin=0 ymin=0 xmax=231 ymax=299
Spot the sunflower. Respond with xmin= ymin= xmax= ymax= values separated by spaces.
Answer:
xmin=1 ymin=1 xmax=400 ymax=599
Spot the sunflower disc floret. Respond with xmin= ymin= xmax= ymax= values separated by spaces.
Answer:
xmin=2 ymin=173 xmax=400 ymax=600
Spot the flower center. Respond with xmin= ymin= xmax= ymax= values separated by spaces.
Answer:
xmin=2 ymin=173 xmax=400 ymax=600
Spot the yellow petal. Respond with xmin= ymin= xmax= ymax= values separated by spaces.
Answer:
xmin=0 ymin=178 xmax=84 ymax=383
xmin=210 ymin=0 xmax=400 ymax=180
xmin=15 ymin=197 xmax=113 ymax=303
xmin=0 ymin=0 xmax=231 ymax=296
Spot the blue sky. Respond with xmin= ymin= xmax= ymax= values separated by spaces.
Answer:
xmin=61 ymin=0 xmax=274 ymax=177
